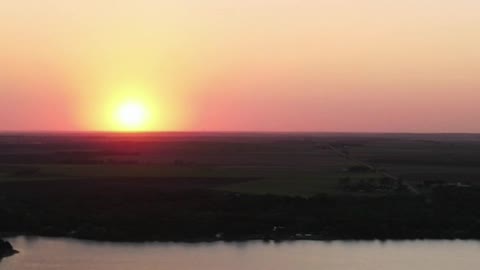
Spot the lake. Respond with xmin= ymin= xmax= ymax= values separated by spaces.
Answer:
xmin=2 ymin=237 xmax=480 ymax=270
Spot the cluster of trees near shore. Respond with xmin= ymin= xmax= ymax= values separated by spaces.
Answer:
xmin=2 ymin=178 xmax=480 ymax=241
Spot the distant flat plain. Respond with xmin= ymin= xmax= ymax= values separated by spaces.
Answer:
xmin=1 ymin=132 xmax=480 ymax=196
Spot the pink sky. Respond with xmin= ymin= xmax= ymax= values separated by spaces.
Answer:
xmin=1 ymin=1 xmax=480 ymax=132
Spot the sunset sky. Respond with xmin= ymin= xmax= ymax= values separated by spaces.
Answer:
xmin=1 ymin=1 xmax=479 ymax=132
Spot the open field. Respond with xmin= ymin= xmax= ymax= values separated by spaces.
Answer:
xmin=341 ymin=134 xmax=480 ymax=189
xmin=2 ymin=132 xmax=480 ymax=196
xmin=0 ymin=133 xmax=382 ymax=196
xmin=3 ymin=133 xmax=480 ymax=196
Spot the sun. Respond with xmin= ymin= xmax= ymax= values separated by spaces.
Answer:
xmin=117 ymin=102 xmax=148 ymax=131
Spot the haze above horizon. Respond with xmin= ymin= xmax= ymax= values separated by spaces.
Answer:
xmin=1 ymin=1 xmax=479 ymax=133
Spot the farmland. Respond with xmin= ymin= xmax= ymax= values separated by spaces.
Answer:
xmin=0 ymin=132 xmax=385 ymax=196
xmin=2 ymin=132 xmax=480 ymax=195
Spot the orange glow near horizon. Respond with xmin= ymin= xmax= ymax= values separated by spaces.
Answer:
xmin=2 ymin=1 xmax=480 ymax=132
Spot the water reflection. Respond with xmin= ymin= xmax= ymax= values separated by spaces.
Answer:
xmin=3 ymin=237 xmax=480 ymax=270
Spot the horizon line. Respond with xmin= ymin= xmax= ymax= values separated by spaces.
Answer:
xmin=1 ymin=130 xmax=480 ymax=136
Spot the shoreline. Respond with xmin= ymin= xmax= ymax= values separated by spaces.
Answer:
xmin=4 ymin=232 xmax=480 ymax=244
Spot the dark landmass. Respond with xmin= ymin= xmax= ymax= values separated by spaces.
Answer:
xmin=2 ymin=177 xmax=480 ymax=241
xmin=2 ymin=132 xmax=480 ymax=242
xmin=0 ymin=239 xmax=17 ymax=260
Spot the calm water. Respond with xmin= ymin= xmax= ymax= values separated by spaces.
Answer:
xmin=3 ymin=237 xmax=480 ymax=270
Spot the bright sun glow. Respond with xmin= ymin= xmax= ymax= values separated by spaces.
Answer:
xmin=117 ymin=102 xmax=148 ymax=131
xmin=96 ymin=82 xmax=179 ymax=132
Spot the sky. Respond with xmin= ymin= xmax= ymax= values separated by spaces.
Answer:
xmin=1 ymin=0 xmax=479 ymax=132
